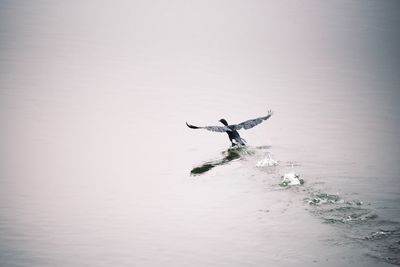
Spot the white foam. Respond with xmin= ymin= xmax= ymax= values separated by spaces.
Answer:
xmin=256 ymin=153 xmax=278 ymax=167
xmin=280 ymin=171 xmax=304 ymax=186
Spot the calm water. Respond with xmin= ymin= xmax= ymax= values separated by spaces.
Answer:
xmin=1 ymin=1 xmax=400 ymax=266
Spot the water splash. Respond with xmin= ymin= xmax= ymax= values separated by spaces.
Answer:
xmin=256 ymin=152 xmax=279 ymax=167
xmin=279 ymin=163 xmax=304 ymax=186
xmin=280 ymin=171 xmax=304 ymax=186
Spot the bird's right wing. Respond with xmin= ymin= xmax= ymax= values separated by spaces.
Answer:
xmin=186 ymin=122 xmax=231 ymax=133
xmin=233 ymin=110 xmax=273 ymax=130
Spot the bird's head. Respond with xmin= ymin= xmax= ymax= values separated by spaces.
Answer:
xmin=219 ymin=119 xmax=228 ymax=126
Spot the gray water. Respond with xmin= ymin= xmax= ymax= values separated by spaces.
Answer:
xmin=1 ymin=1 xmax=400 ymax=266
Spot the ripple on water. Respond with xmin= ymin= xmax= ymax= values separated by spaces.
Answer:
xmin=305 ymin=191 xmax=400 ymax=265
xmin=305 ymin=192 xmax=376 ymax=224
xmin=364 ymin=227 xmax=400 ymax=265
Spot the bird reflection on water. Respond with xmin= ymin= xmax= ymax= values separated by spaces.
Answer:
xmin=190 ymin=146 xmax=253 ymax=176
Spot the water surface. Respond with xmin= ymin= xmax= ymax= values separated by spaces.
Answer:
xmin=1 ymin=1 xmax=400 ymax=266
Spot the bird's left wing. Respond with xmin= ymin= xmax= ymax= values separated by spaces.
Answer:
xmin=186 ymin=122 xmax=231 ymax=132
xmin=232 ymin=110 xmax=273 ymax=130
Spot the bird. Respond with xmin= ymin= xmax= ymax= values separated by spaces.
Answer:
xmin=186 ymin=110 xmax=273 ymax=146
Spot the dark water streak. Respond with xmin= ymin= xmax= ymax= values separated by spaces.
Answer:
xmin=190 ymin=147 xmax=246 ymax=175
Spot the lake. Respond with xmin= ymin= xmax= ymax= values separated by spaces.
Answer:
xmin=1 ymin=1 xmax=399 ymax=266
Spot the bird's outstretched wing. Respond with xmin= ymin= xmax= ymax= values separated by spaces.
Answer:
xmin=186 ymin=122 xmax=231 ymax=133
xmin=233 ymin=110 xmax=273 ymax=130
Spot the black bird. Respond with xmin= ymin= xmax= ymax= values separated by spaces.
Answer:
xmin=186 ymin=110 xmax=273 ymax=146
